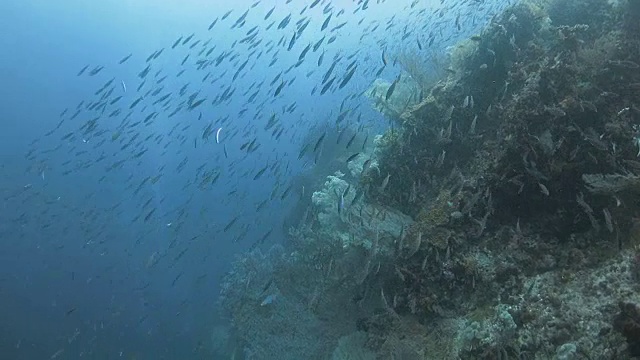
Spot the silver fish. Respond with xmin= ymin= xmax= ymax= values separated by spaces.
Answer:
xmin=379 ymin=173 xmax=390 ymax=192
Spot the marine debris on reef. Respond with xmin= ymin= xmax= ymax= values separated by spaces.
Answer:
xmin=221 ymin=0 xmax=640 ymax=358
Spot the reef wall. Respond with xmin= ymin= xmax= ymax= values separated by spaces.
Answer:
xmin=220 ymin=0 xmax=640 ymax=358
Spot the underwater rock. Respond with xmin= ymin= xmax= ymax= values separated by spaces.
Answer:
xmin=311 ymin=171 xmax=351 ymax=228
xmin=223 ymin=0 xmax=640 ymax=358
xmin=311 ymin=170 xmax=412 ymax=251
xmin=614 ymin=301 xmax=640 ymax=356
xmin=555 ymin=343 xmax=578 ymax=360
xmin=331 ymin=332 xmax=376 ymax=360
xmin=365 ymin=74 xmax=422 ymax=121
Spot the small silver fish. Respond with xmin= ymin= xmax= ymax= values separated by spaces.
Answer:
xmin=603 ymin=208 xmax=613 ymax=233
xmin=435 ymin=150 xmax=446 ymax=168
xmin=538 ymin=183 xmax=549 ymax=196
xmin=469 ymin=115 xmax=477 ymax=135
xmin=260 ymin=293 xmax=277 ymax=306
xmin=379 ymin=173 xmax=390 ymax=192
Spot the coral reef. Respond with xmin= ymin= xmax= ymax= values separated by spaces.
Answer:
xmin=219 ymin=0 xmax=640 ymax=358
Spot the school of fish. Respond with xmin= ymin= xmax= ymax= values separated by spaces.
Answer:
xmin=18 ymin=0 xmax=512 ymax=317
